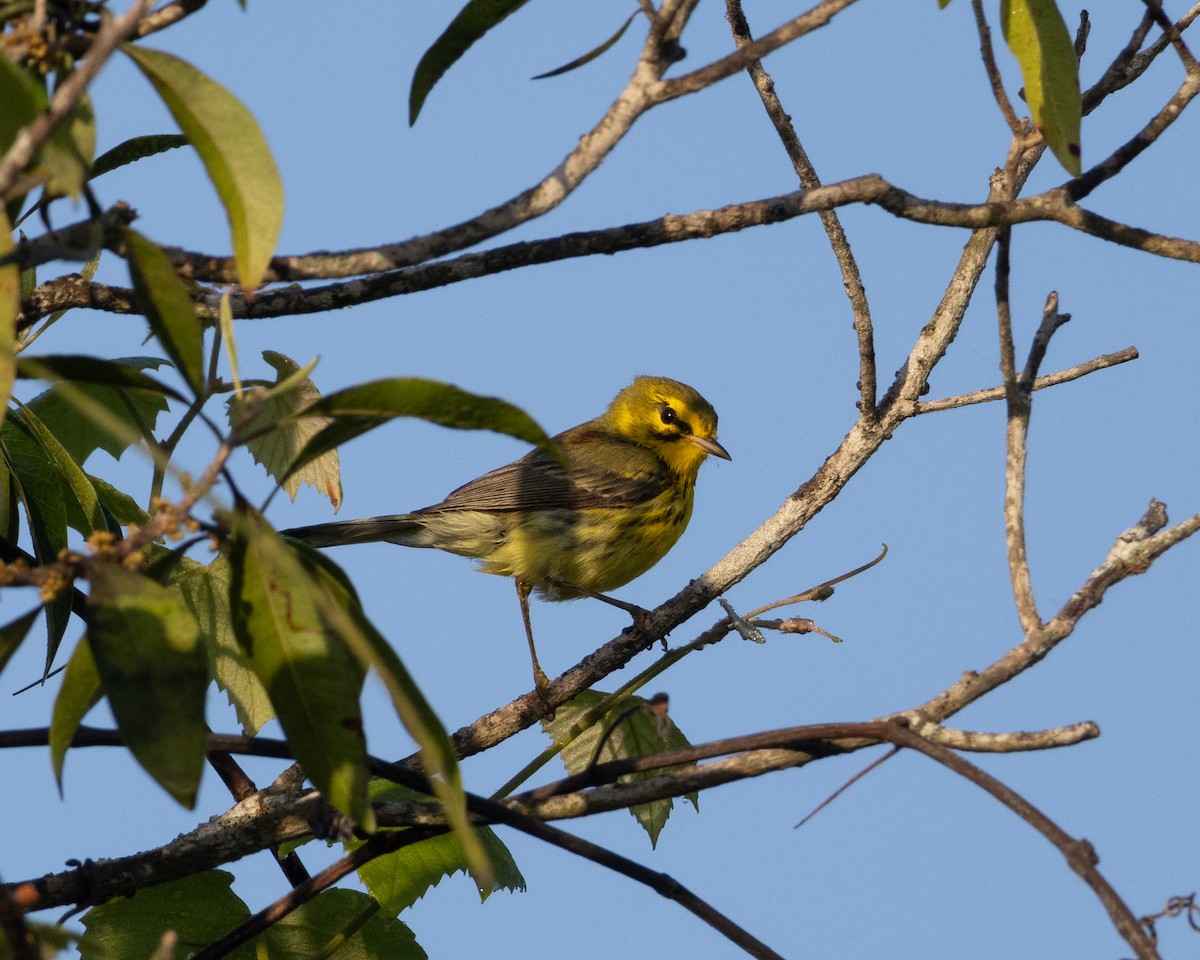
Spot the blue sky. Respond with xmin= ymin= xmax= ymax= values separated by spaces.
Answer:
xmin=2 ymin=2 xmax=1198 ymax=958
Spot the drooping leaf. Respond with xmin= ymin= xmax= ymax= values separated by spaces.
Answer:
xmin=357 ymin=782 xmax=524 ymax=918
xmin=172 ymin=552 xmax=273 ymax=736
xmin=284 ymin=377 xmax=555 ymax=482
xmin=21 ymin=354 xmax=178 ymax=464
xmin=0 ymin=606 xmax=41 ymax=678
xmin=1 ymin=412 xmax=71 ymax=667
xmin=0 ymin=207 xmax=17 ymax=432
xmin=229 ymin=351 xmax=341 ymax=509
xmin=227 ymin=507 xmax=373 ymax=829
xmin=123 ymin=45 xmax=284 ymax=291
xmin=90 ymin=133 xmax=188 ymax=180
xmin=86 ymin=561 xmax=208 ymax=807
xmin=11 ymin=402 xmax=109 ymax=536
xmin=1001 ymin=0 xmax=1082 ymax=175
xmin=261 ymin=889 xmax=424 ymax=960
xmin=532 ymin=11 xmax=637 ymax=80
xmin=79 ymin=871 xmax=254 ymax=960
xmin=124 ymin=229 xmax=205 ymax=396
xmin=0 ymin=53 xmax=87 ymax=199
xmin=49 ymin=636 xmax=103 ymax=787
xmin=543 ymin=689 xmax=699 ymax=847
xmin=409 ymin=0 xmax=532 ymax=124
xmin=296 ymin=543 xmax=490 ymax=889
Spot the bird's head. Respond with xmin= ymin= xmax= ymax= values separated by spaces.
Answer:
xmin=605 ymin=376 xmax=731 ymax=480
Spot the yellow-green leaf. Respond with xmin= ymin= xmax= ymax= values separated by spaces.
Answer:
xmin=86 ymin=562 xmax=209 ymax=807
xmin=49 ymin=636 xmax=103 ymax=788
xmin=227 ymin=507 xmax=373 ymax=830
xmin=1001 ymin=0 xmax=1082 ymax=175
xmin=0 ymin=207 xmax=17 ymax=430
xmin=0 ymin=55 xmax=87 ymax=199
xmin=124 ymin=45 xmax=284 ymax=291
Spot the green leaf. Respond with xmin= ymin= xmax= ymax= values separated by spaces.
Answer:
xmin=0 ymin=54 xmax=87 ymax=199
xmin=295 ymin=543 xmax=491 ymax=889
xmin=2 ymin=921 xmax=79 ymax=960
xmin=88 ymin=473 xmax=152 ymax=527
xmin=0 ymin=207 xmax=17 ymax=432
xmin=532 ymin=11 xmax=637 ymax=80
xmin=409 ymin=0 xmax=532 ymax=124
xmin=0 ymin=606 xmax=41 ymax=678
xmin=21 ymin=355 xmax=177 ymax=464
xmin=261 ymin=889 xmax=424 ymax=960
xmin=86 ymin=561 xmax=208 ymax=807
xmin=357 ymin=783 xmax=524 ymax=918
xmin=49 ymin=636 xmax=103 ymax=788
xmin=1001 ymin=0 xmax=1082 ymax=175
xmin=90 ymin=133 xmax=188 ymax=180
xmin=79 ymin=871 xmax=254 ymax=960
xmin=543 ymin=690 xmax=698 ymax=847
xmin=227 ymin=507 xmax=373 ymax=829
xmin=123 ymin=45 xmax=284 ymax=291
xmin=229 ymin=351 xmax=342 ymax=509
xmin=11 ymin=402 xmax=109 ymax=536
xmin=284 ymin=377 xmax=555 ymax=483
xmin=1 ymin=412 xmax=71 ymax=667
xmin=172 ymin=552 xmax=273 ymax=736
xmin=124 ymin=229 xmax=205 ymax=396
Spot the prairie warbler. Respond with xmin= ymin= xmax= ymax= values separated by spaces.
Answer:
xmin=284 ymin=376 xmax=730 ymax=695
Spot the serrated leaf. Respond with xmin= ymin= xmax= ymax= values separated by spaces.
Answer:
xmin=1 ymin=412 xmax=71 ymax=667
xmin=1001 ymin=0 xmax=1082 ymax=175
xmin=79 ymin=871 xmax=254 ymax=960
xmin=124 ymin=229 xmax=205 ymax=396
xmin=86 ymin=561 xmax=208 ymax=807
xmin=228 ymin=507 xmax=373 ymax=829
xmin=172 ymin=552 xmax=273 ymax=735
xmin=357 ymin=782 xmax=524 ymax=918
xmin=262 ymin=889 xmax=424 ymax=960
xmin=0 ymin=54 xmax=87 ymax=199
xmin=0 ymin=208 xmax=17 ymax=431
xmin=229 ymin=351 xmax=341 ymax=509
xmin=0 ymin=605 xmax=41 ymax=678
xmin=544 ymin=690 xmax=698 ymax=847
xmin=532 ymin=11 xmax=637 ymax=80
xmin=409 ymin=0 xmax=532 ymax=124
xmin=123 ymin=45 xmax=284 ymax=291
xmin=284 ymin=377 xmax=554 ymax=483
xmin=294 ymin=543 xmax=490 ymax=889
xmin=90 ymin=133 xmax=188 ymax=180
xmin=49 ymin=636 xmax=103 ymax=787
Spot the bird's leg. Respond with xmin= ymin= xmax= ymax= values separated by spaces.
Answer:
xmin=515 ymin=578 xmax=553 ymax=711
xmin=547 ymin=578 xmax=657 ymax=644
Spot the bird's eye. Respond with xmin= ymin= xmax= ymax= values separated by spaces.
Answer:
xmin=658 ymin=405 xmax=678 ymax=425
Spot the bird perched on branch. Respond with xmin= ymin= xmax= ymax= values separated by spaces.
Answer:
xmin=283 ymin=375 xmax=730 ymax=699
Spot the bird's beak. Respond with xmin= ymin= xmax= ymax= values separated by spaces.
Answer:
xmin=689 ymin=434 xmax=731 ymax=460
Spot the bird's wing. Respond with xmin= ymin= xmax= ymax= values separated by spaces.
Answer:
xmin=424 ymin=426 xmax=670 ymax=514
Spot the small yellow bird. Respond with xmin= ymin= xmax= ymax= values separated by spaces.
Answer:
xmin=284 ymin=376 xmax=730 ymax=695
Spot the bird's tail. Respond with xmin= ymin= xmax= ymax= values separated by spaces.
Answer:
xmin=281 ymin=515 xmax=429 ymax=549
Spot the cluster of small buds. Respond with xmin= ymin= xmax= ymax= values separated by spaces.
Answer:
xmin=39 ymin=567 xmax=69 ymax=604
xmin=86 ymin=530 xmax=118 ymax=559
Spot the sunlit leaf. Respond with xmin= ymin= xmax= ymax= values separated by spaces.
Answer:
xmin=49 ymin=636 xmax=103 ymax=788
xmin=86 ymin=561 xmax=208 ymax=807
xmin=283 ymin=377 xmax=555 ymax=482
xmin=11 ymin=402 xmax=109 ymax=536
xmin=544 ymin=690 xmax=698 ymax=847
xmin=229 ymin=351 xmax=341 ymax=509
xmin=172 ymin=552 xmax=273 ymax=736
xmin=0 ymin=53 xmax=87 ymax=199
xmin=124 ymin=45 xmax=284 ymax=290
xmin=124 ymin=229 xmax=204 ymax=396
xmin=1001 ymin=0 xmax=1082 ymax=175
xmin=409 ymin=0 xmax=532 ymax=124
xmin=79 ymin=871 xmax=254 ymax=960
xmin=297 ymin=544 xmax=490 ymax=889
xmin=0 ymin=207 xmax=17 ymax=432
xmin=227 ymin=507 xmax=373 ymax=829
xmin=357 ymin=782 xmax=525 ymax=918
xmin=262 ymin=889 xmax=424 ymax=960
